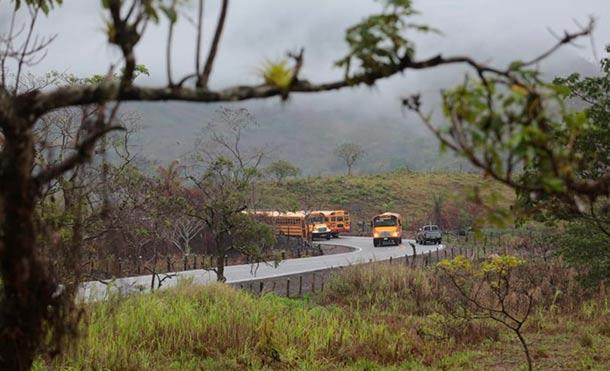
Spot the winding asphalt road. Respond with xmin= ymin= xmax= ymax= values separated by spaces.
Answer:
xmin=80 ymin=237 xmax=443 ymax=301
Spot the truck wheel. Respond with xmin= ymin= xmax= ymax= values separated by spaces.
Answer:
xmin=326 ymin=235 xmax=331 ymax=240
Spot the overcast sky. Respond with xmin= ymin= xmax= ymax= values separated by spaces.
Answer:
xmin=3 ymin=0 xmax=610 ymax=171
xmin=13 ymin=0 xmax=610 ymax=88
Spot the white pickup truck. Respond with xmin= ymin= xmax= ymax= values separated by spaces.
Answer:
xmin=416 ymin=225 xmax=442 ymax=245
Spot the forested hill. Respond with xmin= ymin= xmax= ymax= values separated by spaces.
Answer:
xmin=126 ymin=96 xmax=472 ymax=175
xmin=127 ymin=52 xmax=597 ymax=175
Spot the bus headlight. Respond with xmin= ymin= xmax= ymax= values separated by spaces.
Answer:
xmin=373 ymin=233 xmax=379 ymax=238
xmin=392 ymin=232 xmax=398 ymax=237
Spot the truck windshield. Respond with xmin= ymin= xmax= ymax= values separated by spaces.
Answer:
xmin=374 ymin=217 xmax=397 ymax=227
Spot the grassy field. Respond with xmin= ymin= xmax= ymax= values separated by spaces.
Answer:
xmin=38 ymin=260 xmax=610 ymax=370
xmin=258 ymin=170 xmax=514 ymax=231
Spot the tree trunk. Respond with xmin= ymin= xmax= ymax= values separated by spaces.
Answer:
xmin=215 ymin=253 xmax=226 ymax=282
xmin=0 ymin=122 xmax=54 ymax=370
xmin=214 ymin=235 xmax=226 ymax=282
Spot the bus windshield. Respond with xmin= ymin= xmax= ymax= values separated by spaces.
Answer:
xmin=308 ymin=215 xmax=325 ymax=224
xmin=373 ymin=217 xmax=397 ymax=227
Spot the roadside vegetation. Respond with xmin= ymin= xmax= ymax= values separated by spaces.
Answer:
xmin=37 ymin=254 xmax=610 ymax=370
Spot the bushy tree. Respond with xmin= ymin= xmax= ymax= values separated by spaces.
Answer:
xmin=265 ymin=160 xmax=301 ymax=184
xmin=404 ymin=21 xmax=606 ymax=222
xmin=555 ymin=220 xmax=610 ymax=287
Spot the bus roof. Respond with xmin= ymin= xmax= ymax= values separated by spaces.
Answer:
xmin=373 ymin=212 xmax=402 ymax=219
xmin=312 ymin=210 xmax=349 ymax=216
xmin=246 ymin=210 xmax=306 ymax=218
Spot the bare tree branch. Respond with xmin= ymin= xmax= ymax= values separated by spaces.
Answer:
xmin=197 ymin=0 xmax=229 ymax=88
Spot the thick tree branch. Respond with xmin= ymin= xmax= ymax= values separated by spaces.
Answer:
xmin=26 ymin=53 xmax=504 ymax=117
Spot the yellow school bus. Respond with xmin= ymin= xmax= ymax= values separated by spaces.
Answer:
xmin=313 ymin=210 xmax=351 ymax=237
xmin=250 ymin=211 xmax=332 ymax=240
xmin=371 ymin=212 xmax=403 ymax=247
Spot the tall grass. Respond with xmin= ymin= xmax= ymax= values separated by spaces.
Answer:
xmin=37 ymin=259 xmax=610 ymax=370
xmin=40 ymin=282 xmax=434 ymax=369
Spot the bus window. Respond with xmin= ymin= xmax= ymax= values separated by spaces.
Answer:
xmin=373 ymin=217 xmax=397 ymax=227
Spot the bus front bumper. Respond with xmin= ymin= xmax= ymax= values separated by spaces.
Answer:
xmin=312 ymin=232 xmax=331 ymax=240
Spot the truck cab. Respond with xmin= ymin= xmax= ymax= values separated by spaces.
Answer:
xmin=416 ymin=225 xmax=442 ymax=245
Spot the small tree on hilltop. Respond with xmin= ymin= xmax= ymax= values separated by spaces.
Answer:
xmin=335 ymin=142 xmax=366 ymax=176
xmin=265 ymin=160 xmax=301 ymax=184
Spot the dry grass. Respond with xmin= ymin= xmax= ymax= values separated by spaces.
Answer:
xmin=259 ymin=170 xmax=514 ymax=230
xmin=35 ymin=258 xmax=610 ymax=370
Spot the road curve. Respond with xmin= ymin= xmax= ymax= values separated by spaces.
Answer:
xmin=80 ymin=237 xmax=443 ymax=301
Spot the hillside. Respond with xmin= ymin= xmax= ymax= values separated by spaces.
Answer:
xmin=257 ymin=170 xmax=514 ymax=232
xmin=124 ymin=52 xmax=597 ymax=176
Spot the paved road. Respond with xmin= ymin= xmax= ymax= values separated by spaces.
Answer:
xmin=80 ymin=237 xmax=442 ymax=301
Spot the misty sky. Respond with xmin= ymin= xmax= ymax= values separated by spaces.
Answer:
xmin=3 ymin=0 xmax=610 ymax=172
xmin=14 ymin=0 xmax=610 ymax=88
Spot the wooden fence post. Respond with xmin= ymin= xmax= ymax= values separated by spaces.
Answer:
xmin=166 ymin=256 xmax=171 ymax=272
xmin=436 ymin=247 xmax=440 ymax=262
xmin=389 ymin=256 xmax=393 ymax=264
xmin=193 ymin=255 xmax=197 ymax=270
xmin=312 ymin=273 xmax=316 ymax=293
xmin=299 ymin=276 xmax=303 ymax=296
xmin=405 ymin=254 xmax=408 ymax=266
xmin=259 ymin=282 xmax=264 ymax=295
xmin=286 ymin=279 xmax=290 ymax=297
xmin=183 ymin=255 xmax=187 ymax=271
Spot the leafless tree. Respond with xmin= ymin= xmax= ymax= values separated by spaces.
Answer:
xmin=157 ymin=215 xmax=205 ymax=255
xmin=185 ymin=108 xmax=273 ymax=281
xmin=335 ymin=142 xmax=366 ymax=176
